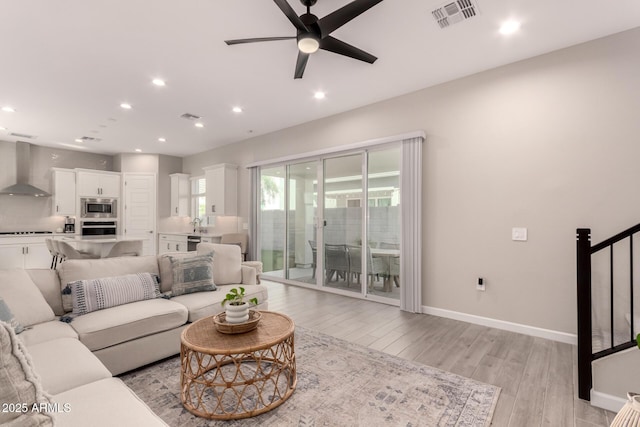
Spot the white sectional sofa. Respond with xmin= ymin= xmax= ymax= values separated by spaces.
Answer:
xmin=0 ymin=243 xmax=268 ymax=426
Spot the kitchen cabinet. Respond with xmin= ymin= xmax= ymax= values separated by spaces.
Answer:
xmin=203 ymin=164 xmax=237 ymax=216
xmin=158 ymin=234 xmax=188 ymax=254
xmin=77 ymin=170 xmax=121 ymax=198
xmin=170 ymin=173 xmax=190 ymax=217
xmin=51 ymin=168 xmax=76 ymax=216
xmin=0 ymin=238 xmax=52 ymax=269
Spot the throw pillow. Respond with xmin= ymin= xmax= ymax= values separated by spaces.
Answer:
xmin=0 ymin=298 xmax=24 ymax=334
xmin=169 ymin=253 xmax=216 ymax=297
xmin=0 ymin=269 xmax=55 ymax=328
xmin=158 ymin=251 xmax=199 ymax=293
xmin=0 ymin=321 xmax=55 ymax=426
xmin=67 ymin=273 xmax=161 ymax=318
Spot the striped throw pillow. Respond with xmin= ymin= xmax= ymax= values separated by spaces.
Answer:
xmin=70 ymin=273 xmax=161 ymax=316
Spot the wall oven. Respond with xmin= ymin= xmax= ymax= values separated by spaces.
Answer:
xmin=81 ymin=221 xmax=117 ymax=236
xmin=81 ymin=198 xmax=117 ymax=219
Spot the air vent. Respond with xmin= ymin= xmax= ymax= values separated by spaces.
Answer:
xmin=9 ymin=132 xmax=36 ymax=139
xmin=78 ymin=136 xmax=102 ymax=142
xmin=180 ymin=113 xmax=202 ymax=121
xmin=432 ymin=0 xmax=479 ymax=29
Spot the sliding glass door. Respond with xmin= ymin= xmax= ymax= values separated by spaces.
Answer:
xmin=259 ymin=145 xmax=401 ymax=303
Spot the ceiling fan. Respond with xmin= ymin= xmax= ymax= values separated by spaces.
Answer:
xmin=225 ymin=0 xmax=384 ymax=79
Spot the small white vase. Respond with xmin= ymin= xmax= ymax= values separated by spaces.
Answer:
xmin=611 ymin=393 xmax=640 ymax=427
xmin=225 ymin=302 xmax=249 ymax=324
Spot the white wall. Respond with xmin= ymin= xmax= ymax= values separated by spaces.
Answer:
xmin=182 ymin=28 xmax=640 ymax=335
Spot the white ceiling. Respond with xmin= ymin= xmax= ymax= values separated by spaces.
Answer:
xmin=1 ymin=0 xmax=639 ymax=157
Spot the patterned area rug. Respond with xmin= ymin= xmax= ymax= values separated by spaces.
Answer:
xmin=120 ymin=326 xmax=500 ymax=426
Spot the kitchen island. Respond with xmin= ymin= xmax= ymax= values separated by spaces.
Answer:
xmin=59 ymin=235 xmax=145 ymax=258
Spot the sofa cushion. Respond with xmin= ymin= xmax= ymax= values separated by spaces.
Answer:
xmin=169 ymin=253 xmax=216 ymax=297
xmin=52 ymin=378 xmax=168 ymax=427
xmin=157 ymin=251 xmax=196 ymax=293
xmin=26 ymin=269 xmax=65 ymax=317
xmin=0 ymin=269 xmax=55 ymax=327
xmin=67 ymin=273 xmax=161 ymax=317
xmin=19 ymin=321 xmax=78 ymax=347
xmin=172 ymin=284 xmax=269 ymax=322
xmin=68 ymin=299 xmax=188 ymax=351
xmin=0 ymin=297 xmax=24 ymax=334
xmin=197 ymin=243 xmax=242 ymax=285
xmin=58 ymin=256 xmax=160 ymax=312
xmin=0 ymin=321 xmax=54 ymax=426
xmin=28 ymin=337 xmax=111 ymax=395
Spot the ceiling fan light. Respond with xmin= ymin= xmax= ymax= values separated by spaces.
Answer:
xmin=298 ymin=35 xmax=320 ymax=54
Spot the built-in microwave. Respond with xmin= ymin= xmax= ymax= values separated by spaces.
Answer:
xmin=80 ymin=198 xmax=117 ymax=219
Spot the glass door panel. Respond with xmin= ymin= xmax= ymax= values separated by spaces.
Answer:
xmin=367 ymin=147 xmax=401 ymax=300
xmin=260 ymin=166 xmax=286 ymax=278
xmin=323 ymin=154 xmax=363 ymax=294
xmin=286 ymin=161 xmax=318 ymax=284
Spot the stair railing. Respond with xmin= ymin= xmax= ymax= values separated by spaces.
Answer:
xmin=577 ymin=225 xmax=640 ymax=400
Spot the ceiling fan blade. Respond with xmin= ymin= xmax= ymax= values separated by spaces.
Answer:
xmin=225 ymin=37 xmax=295 ymax=45
xmin=294 ymin=51 xmax=310 ymax=79
xmin=320 ymin=36 xmax=377 ymax=64
xmin=318 ymin=0 xmax=384 ymax=37
xmin=274 ymin=0 xmax=309 ymax=33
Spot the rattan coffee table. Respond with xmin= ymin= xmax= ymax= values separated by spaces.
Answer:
xmin=180 ymin=311 xmax=296 ymax=420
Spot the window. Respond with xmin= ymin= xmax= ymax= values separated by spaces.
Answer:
xmin=190 ymin=176 xmax=206 ymax=220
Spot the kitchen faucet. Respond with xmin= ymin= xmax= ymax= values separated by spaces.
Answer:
xmin=191 ymin=217 xmax=202 ymax=233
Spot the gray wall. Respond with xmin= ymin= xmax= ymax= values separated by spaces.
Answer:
xmin=0 ymin=141 xmax=112 ymax=231
xmin=182 ymin=27 xmax=640 ymax=335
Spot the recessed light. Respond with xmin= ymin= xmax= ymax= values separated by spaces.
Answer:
xmin=74 ymin=139 xmax=83 ymax=143
xmin=0 ymin=126 xmax=6 ymax=131
xmin=314 ymin=91 xmax=326 ymax=100
xmin=499 ymin=20 xmax=521 ymax=35
xmin=158 ymin=137 xmax=166 ymax=142
xmin=2 ymin=106 xmax=15 ymax=113
xmin=232 ymin=106 xmax=243 ymax=113
xmin=152 ymin=78 xmax=166 ymax=87
xmin=195 ymin=122 xmax=204 ymax=128
xmin=135 ymin=149 xmax=142 ymax=153
xmin=120 ymin=103 xmax=132 ymax=110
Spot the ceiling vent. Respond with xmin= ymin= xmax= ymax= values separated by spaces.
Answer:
xmin=78 ymin=136 xmax=102 ymax=142
xmin=432 ymin=0 xmax=479 ymax=29
xmin=180 ymin=113 xmax=202 ymax=121
xmin=9 ymin=132 xmax=37 ymax=139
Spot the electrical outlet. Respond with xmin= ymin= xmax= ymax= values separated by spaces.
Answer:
xmin=476 ymin=277 xmax=486 ymax=291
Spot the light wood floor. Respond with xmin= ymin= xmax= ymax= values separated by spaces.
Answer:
xmin=265 ymin=281 xmax=616 ymax=427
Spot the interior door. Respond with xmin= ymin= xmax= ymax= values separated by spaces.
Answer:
xmin=123 ymin=173 xmax=157 ymax=255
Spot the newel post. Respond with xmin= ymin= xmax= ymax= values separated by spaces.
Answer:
xmin=576 ymin=228 xmax=592 ymax=401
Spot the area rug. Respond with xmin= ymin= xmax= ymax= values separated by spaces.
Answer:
xmin=120 ymin=326 xmax=500 ymax=426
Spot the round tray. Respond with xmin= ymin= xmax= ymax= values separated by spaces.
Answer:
xmin=213 ymin=310 xmax=262 ymax=334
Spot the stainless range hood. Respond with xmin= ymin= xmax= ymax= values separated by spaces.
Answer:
xmin=0 ymin=141 xmax=51 ymax=197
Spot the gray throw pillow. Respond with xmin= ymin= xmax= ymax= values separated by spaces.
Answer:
xmin=169 ymin=253 xmax=216 ymax=297
xmin=0 ymin=298 xmax=24 ymax=334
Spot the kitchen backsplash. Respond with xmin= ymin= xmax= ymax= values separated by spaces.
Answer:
xmin=0 ymin=196 xmax=66 ymax=232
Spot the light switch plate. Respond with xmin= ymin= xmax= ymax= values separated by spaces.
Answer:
xmin=512 ymin=227 xmax=528 ymax=241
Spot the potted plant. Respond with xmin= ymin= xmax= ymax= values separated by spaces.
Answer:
xmin=221 ymin=287 xmax=258 ymax=324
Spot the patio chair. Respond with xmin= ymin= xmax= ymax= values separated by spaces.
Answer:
xmin=324 ymin=244 xmax=349 ymax=285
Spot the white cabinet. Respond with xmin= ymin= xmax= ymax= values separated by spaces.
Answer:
xmin=170 ymin=173 xmax=190 ymax=217
xmin=158 ymin=234 xmax=188 ymax=254
xmin=77 ymin=171 xmax=121 ymax=198
xmin=203 ymin=164 xmax=237 ymax=216
xmin=0 ymin=238 xmax=51 ymax=269
xmin=51 ymin=168 xmax=76 ymax=216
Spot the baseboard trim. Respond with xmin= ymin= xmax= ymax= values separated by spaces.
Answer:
xmin=421 ymin=305 xmax=577 ymax=345
xmin=591 ymin=390 xmax=626 ymax=413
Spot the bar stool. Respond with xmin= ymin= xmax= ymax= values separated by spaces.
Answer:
xmin=105 ymin=241 xmax=142 ymax=258
xmin=45 ymin=239 xmax=58 ymax=269
xmin=56 ymin=241 xmax=100 ymax=261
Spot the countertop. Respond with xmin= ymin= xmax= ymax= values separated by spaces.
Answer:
xmin=60 ymin=235 xmax=145 ymax=243
xmin=158 ymin=231 xmax=222 ymax=237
